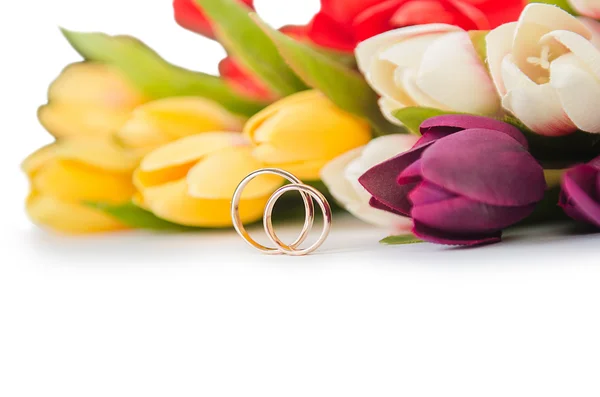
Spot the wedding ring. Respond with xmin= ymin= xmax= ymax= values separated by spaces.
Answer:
xmin=263 ymin=183 xmax=332 ymax=256
xmin=231 ymin=168 xmax=314 ymax=255
xmin=231 ymin=168 xmax=332 ymax=256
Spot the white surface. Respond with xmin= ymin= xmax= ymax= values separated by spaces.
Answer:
xmin=2 ymin=1 xmax=600 ymax=396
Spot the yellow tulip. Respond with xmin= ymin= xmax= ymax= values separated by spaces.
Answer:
xmin=22 ymin=138 xmax=139 ymax=234
xmin=116 ymin=97 xmax=244 ymax=153
xmin=134 ymin=132 xmax=283 ymax=228
xmin=38 ymin=62 xmax=146 ymax=138
xmin=243 ymin=90 xmax=372 ymax=180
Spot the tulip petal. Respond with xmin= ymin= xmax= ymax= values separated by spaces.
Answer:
xmin=420 ymin=129 xmax=546 ymax=206
xmin=412 ymin=221 xmax=501 ymax=246
xmin=358 ymin=134 xmax=420 ymax=170
xmin=244 ymin=90 xmax=322 ymax=141
xmin=416 ymin=31 xmax=500 ymax=115
xmin=26 ymin=192 xmax=127 ymax=234
xmin=549 ymin=53 xmax=600 ymax=133
xmin=48 ymin=63 xmax=144 ymax=108
xmin=420 ymin=114 xmax=528 ymax=147
xmin=410 ymin=181 xmax=537 ymax=234
xmin=486 ymin=22 xmax=518 ymax=96
xmin=570 ymin=0 xmax=600 ymax=19
xmin=378 ymin=97 xmax=406 ymax=125
xmin=117 ymin=97 xmax=243 ymax=149
xmin=32 ymin=159 xmax=135 ymax=203
xmin=22 ymin=144 xmax=60 ymax=176
xmin=55 ymin=138 xmax=140 ymax=172
xmin=359 ymin=143 xmax=433 ymax=215
xmin=322 ymin=146 xmax=410 ymax=227
xmin=560 ymin=164 xmax=600 ymax=227
xmin=511 ymin=5 xmax=590 ymax=82
xmin=542 ymin=30 xmax=600 ymax=79
xmin=397 ymin=159 xmax=423 ymax=184
xmin=579 ymin=17 xmax=600 ymax=48
xmin=355 ymin=24 xmax=461 ymax=74
xmin=321 ymin=147 xmax=365 ymax=208
xmin=369 ymin=196 xmax=408 ymax=217
xmin=517 ymin=3 xmax=591 ymax=40
xmin=140 ymin=179 xmax=267 ymax=227
xmin=187 ymin=146 xmax=282 ymax=199
xmin=140 ymin=132 xmax=247 ymax=172
xmin=501 ymin=56 xmax=576 ymax=136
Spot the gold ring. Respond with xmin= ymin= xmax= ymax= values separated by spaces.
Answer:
xmin=263 ymin=183 xmax=332 ymax=256
xmin=231 ymin=168 xmax=314 ymax=255
xmin=231 ymin=168 xmax=332 ymax=256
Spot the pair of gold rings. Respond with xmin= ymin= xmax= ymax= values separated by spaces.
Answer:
xmin=231 ymin=168 xmax=332 ymax=256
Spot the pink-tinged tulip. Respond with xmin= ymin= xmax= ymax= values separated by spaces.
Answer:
xmin=359 ymin=115 xmax=546 ymax=246
xmin=486 ymin=4 xmax=600 ymax=136
xmin=569 ymin=0 xmax=600 ymax=19
xmin=356 ymin=24 xmax=501 ymax=125
xmin=559 ymin=156 xmax=600 ymax=227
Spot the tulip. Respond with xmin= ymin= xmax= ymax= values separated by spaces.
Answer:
xmin=173 ymin=0 xmax=254 ymax=39
xmin=38 ymin=62 xmax=146 ymax=139
xmin=22 ymin=138 xmax=139 ymax=234
xmin=359 ymin=115 xmax=546 ymax=245
xmin=218 ymin=57 xmax=275 ymax=101
xmin=244 ymin=90 xmax=372 ymax=180
xmin=486 ymin=3 xmax=600 ymax=136
xmin=559 ymin=156 xmax=600 ymax=227
xmin=321 ymin=135 xmax=418 ymax=231
xmin=116 ymin=97 xmax=244 ymax=153
xmin=134 ymin=132 xmax=283 ymax=227
xmin=356 ymin=24 xmax=501 ymax=125
xmin=569 ymin=0 xmax=600 ymax=19
xmin=307 ymin=0 xmax=525 ymax=52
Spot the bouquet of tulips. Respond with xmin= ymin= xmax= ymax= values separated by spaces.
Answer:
xmin=22 ymin=0 xmax=600 ymax=247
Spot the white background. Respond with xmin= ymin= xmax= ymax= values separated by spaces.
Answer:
xmin=2 ymin=1 xmax=600 ymax=396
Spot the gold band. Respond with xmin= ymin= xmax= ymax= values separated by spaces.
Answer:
xmin=231 ymin=168 xmax=332 ymax=256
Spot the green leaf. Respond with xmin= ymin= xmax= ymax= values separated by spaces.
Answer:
xmin=393 ymin=107 xmax=458 ymax=134
xmin=529 ymin=0 xmax=577 ymax=14
xmin=85 ymin=202 xmax=199 ymax=232
xmin=380 ymin=235 xmax=424 ymax=245
xmin=61 ymin=29 xmax=265 ymax=117
xmin=194 ymin=0 xmax=307 ymax=97
xmin=251 ymin=15 xmax=406 ymax=136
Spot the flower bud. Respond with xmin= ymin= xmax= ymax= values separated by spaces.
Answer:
xmin=360 ymin=115 xmax=546 ymax=246
xmin=22 ymin=138 xmax=138 ymax=233
xmin=38 ymin=63 xmax=145 ymax=138
xmin=559 ymin=156 xmax=600 ymax=228
xmin=244 ymin=90 xmax=372 ymax=180
xmin=321 ymin=135 xmax=418 ymax=231
xmin=134 ymin=132 xmax=283 ymax=227
xmin=116 ymin=97 xmax=244 ymax=153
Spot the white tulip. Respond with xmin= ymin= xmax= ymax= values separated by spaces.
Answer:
xmin=486 ymin=3 xmax=600 ymax=136
xmin=355 ymin=24 xmax=501 ymax=125
xmin=320 ymin=134 xmax=419 ymax=232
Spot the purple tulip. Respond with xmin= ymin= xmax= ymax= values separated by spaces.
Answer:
xmin=559 ymin=157 xmax=600 ymax=228
xmin=359 ymin=115 xmax=547 ymax=246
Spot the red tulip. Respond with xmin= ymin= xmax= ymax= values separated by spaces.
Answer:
xmin=217 ymin=25 xmax=310 ymax=102
xmin=173 ymin=0 xmax=254 ymax=39
xmin=307 ymin=0 xmax=526 ymax=51
xmin=218 ymin=57 xmax=274 ymax=101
